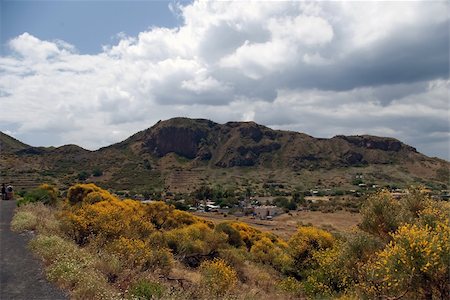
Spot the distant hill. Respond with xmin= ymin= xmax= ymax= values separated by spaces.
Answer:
xmin=1 ymin=118 xmax=449 ymax=193
xmin=0 ymin=132 xmax=30 ymax=153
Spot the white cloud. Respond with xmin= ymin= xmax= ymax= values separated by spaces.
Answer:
xmin=269 ymin=15 xmax=333 ymax=46
xmin=0 ymin=1 xmax=448 ymax=160
xmin=9 ymin=33 xmax=73 ymax=61
xmin=219 ymin=39 xmax=297 ymax=79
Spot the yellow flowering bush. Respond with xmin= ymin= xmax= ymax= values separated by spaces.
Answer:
xmin=106 ymin=237 xmax=173 ymax=273
xmin=362 ymin=222 xmax=449 ymax=299
xmin=144 ymin=202 xmax=203 ymax=230
xmin=215 ymin=222 xmax=244 ymax=247
xmin=288 ymin=226 xmax=335 ymax=277
xmin=199 ymin=258 xmax=238 ymax=296
xmin=229 ymin=221 xmax=264 ymax=249
xmin=62 ymin=198 xmax=154 ymax=245
xmin=250 ymin=237 xmax=292 ymax=272
xmin=278 ymin=276 xmax=303 ymax=297
xmin=67 ymin=183 xmax=116 ymax=205
xmin=165 ymin=223 xmax=227 ymax=257
xmin=418 ymin=200 xmax=450 ymax=229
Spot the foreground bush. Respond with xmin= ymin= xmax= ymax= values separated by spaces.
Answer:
xmin=359 ymin=190 xmax=401 ymax=241
xmin=199 ymin=258 xmax=238 ymax=296
xmin=129 ymin=280 xmax=166 ymax=299
xmin=11 ymin=202 xmax=61 ymax=234
xmin=61 ymin=198 xmax=154 ymax=245
xmin=165 ymin=223 xmax=227 ymax=259
xmin=362 ymin=222 xmax=449 ymax=299
xmin=106 ymin=237 xmax=173 ymax=274
xmin=288 ymin=226 xmax=335 ymax=278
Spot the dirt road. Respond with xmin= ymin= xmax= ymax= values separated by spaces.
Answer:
xmin=0 ymin=200 xmax=67 ymax=300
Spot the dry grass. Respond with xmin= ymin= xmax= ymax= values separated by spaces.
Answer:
xmin=194 ymin=210 xmax=361 ymax=239
xmin=11 ymin=202 xmax=62 ymax=235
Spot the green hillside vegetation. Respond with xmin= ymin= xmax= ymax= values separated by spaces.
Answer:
xmin=2 ymin=118 xmax=449 ymax=195
xmin=0 ymin=131 xmax=30 ymax=153
xmin=11 ymin=183 xmax=449 ymax=299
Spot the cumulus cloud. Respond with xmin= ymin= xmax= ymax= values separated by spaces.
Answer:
xmin=0 ymin=1 xmax=448 ymax=160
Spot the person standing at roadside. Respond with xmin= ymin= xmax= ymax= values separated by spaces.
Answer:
xmin=1 ymin=183 xmax=6 ymax=200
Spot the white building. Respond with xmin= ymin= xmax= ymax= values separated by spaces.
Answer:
xmin=253 ymin=205 xmax=282 ymax=219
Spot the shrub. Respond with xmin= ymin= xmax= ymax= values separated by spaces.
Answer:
xmin=66 ymin=183 xmax=116 ymax=205
xmin=72 ymin=270 xmax=118 ymax=300
xmin=29 ymin=234 xmax=93 ymax=265
xmin=165 ymin=223 xmax=227 ymax=258
xmin=215 ymin=222 xmax=244 ymax=247
xmin=361 ymin=222 xmax=450 ymax=299
xmin=11 ymin=210 xmax=37 ymax=232
xmin=417 ymin=200 xmax=450 ymax=229
xmin=129 ymin=280 xmax=166 ymax=300
xmin=303 ymin=246 xmax=351 ymax=297
xmin=288 ymin=226 xmax=335 ymax=278
xmin=359 ymin=190 xmax=401 ymax=240
xmin=229 ymin=222 xmax=263 ymax=249
xmin=278 ymin=277 xmax=303 ymax=297
xmin=77 ymin=171 xmax=90 ymax=181
xmin=92 ymin=169 xmax=103 ymax=177
xmin=11 ymin=203 xmax=61 ymax=235
xmin=250 ymin=237 xmax=292 ymax=273
xmin=199 ymin=258 xmax=238 ymax=296
xmin=217 ymin=248 xmax=249 ymax=281
xmin=18 ymin=184 xmax=58 ymax=206
xmin=302 ymin=230 xmax=383 ymax=298
xmin=144 ymin=201 xmax=201 ymax=230
xmin=399 ymin=187 xmax=430 ymax=222
xmin=61 ymin=198 xmax=154 ymax=245
xmin=106 ymin=237 xmax=173 ymax=274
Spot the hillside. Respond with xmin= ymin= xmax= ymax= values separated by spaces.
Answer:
xmin=1 ymin=117 xmax=449 ymax=193
xmin=0 ymin=132 xmax=30 ymax=153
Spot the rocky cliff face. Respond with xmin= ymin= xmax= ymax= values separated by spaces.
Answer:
xmin=125 ymin=118 xmax=424 ymax=169
xmin=335 ymin=135 xmax=417 ymax=152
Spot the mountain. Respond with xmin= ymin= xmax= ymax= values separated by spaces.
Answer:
xmin=0 ymin=132 xmax=31 ymax=153
xmin=1 ymin=118 xmax=449 ymax=193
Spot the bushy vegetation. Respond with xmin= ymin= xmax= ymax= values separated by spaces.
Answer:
xmin=11 ymin=184 xmax=449 ymax=299
xmin=17 ymin=184 xmax=59 ymax=206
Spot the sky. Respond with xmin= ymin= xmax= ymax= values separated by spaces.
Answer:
xmin=0 ymin=0 xmax=449 ymax=160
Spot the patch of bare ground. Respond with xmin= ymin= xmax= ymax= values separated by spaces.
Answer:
xmin=194 ymin=210 xmax=361 ymax=239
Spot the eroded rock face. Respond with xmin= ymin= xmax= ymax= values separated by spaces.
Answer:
xmin=337 ymin=135 xmax=415 ymax=152
xmin=136 ymin=118 xmax=421 ymax=168
xmin=216 ymin=142 xmax=282 ymax=167
xmin=239 ymin=126 xmax=263 ymax=142
xmin=16 ymin=147 xmax=48 ymax=155
xmin=341 ymin=151 xmax=366 ymax=165
xmin=144 ymin=126 xmax=209 ymax=159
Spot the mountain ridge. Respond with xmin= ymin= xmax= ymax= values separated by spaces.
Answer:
xmin=1 ymin=117 xmax=448 ymax=193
